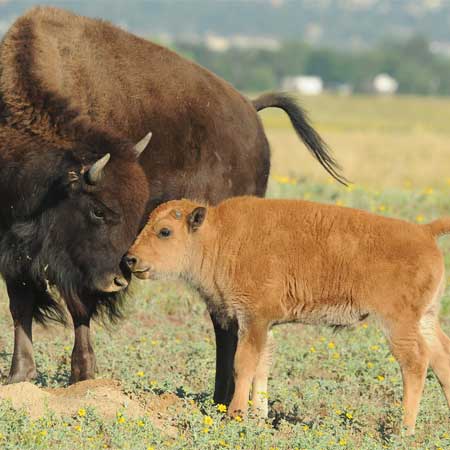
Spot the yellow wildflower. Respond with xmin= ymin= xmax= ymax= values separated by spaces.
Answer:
xmin=203 ymin=416 xmax=213 ymax=426
xmin=377 ymin=375 xmax=385 ymax=381
xmin=367 ymin=362 xmax=374 ymax=368
xmin=388 ymin=356 xmax=395 ymax=363
xmin=346 ymin=412 xmax=353 ymax=420
xmin=136 ymin=370 xmax=145 ymax=377
xmin=310 ymin=346 xmax=316 ymax=353
xmin=78 ymin=408 xmax=86 ymax=417
xmin=74 ymin=425 xmax=82 ymax=432
xmin=202 ymin=428 xmax=209 ymax=433
xmin=416 ymin=215 xmax=425 ymax=223
xmin=339 ymin=438 xmax=347 ymax=446
xmin=40 ymin=430 xmax=48 ymax=437
xmin=217 ymin=403 xmax=227 ymax=413
xmin=370 ymin=345 xmax=379 ymax=351
xmin=118 ymin=416 xmax=126 ymax=424
xmin=137 ymin=420 xmax=145 ymax=427
xmin=234 ymin=415 xmax=243 ymax=422
xmin=328 ymin=341 xmax=335 ymax=349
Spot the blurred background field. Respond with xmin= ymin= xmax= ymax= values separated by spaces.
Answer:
xmin=260 ymin=94 xmax=450 ymax=188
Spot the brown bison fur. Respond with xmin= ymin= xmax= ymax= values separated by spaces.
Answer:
xmin=0 ymin=6 xmax=342 ymax=395
xmin=127 ymin=196 xmax=450 ymax=435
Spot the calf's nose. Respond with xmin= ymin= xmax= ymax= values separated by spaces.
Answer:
xmin=123 ymin=254 xmax=139 ymax=271
xmin=114 ymin=276 xmax=129 ymax=288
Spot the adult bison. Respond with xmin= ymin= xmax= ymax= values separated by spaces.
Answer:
xmin=0 ymin=7 xmax=344 ymax=403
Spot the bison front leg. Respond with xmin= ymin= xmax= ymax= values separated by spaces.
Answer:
xmin=6 ymin=281 xmax=37 ymax=383
xmin=211 ymin=313 xmax=238 ymax=405
xmin=68 ymin=309 xmax=96 ymax=384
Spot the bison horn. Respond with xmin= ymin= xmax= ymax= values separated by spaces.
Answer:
xmin=87 ymin=153 xmax=111 ymax=184
xmin=133 ymin=131 xmax=152 ymax=158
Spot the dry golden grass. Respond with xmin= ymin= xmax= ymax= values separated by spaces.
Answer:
xmin=259 ymin=94 xmax=450 ymax=188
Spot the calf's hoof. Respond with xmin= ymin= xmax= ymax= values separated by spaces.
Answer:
xmin=227 ymin=404 xmax=247 ymax=419
xmin=401 ymin=424 xmax=415 ymax=437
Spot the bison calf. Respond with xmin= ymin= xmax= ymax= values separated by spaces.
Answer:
xmin=125 ymin=196 xmax=450 ymax=435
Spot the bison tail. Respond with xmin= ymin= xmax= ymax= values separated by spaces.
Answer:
xmin=426 ymin=218 xmax=450 ymax=238
xmin=252 ymin=92 xmax=348 ymax=185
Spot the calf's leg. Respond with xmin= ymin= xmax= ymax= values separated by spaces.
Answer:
xmin=211 ymin=312 xmax=238 ymax=405
xmin=251 ymin=330 xmax=274 ymax=417
xmin=229 ymin=322 xmax=268 ymax=417
xmin=429 ymin=324 xmax=450 ymax=407
xmin=7 ymin=281 xmax=37 ymax=383
xmin=68 ymin=305 xmax=96 ymax=384
xmin=387 ymin=322 xmax=429 ymax=435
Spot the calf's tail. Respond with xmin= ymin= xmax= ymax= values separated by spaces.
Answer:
xmin=427 ymin=218 xmax=450 ymax=237
xmin=252 ymin=92 xmax=347 ymax=185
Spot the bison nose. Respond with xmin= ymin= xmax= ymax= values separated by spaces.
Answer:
xmin=123 ymin=254 xmax=139 ymax=271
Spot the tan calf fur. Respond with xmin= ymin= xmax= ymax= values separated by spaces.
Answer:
xmin=126 ymin=196 xmax=450 ymax=435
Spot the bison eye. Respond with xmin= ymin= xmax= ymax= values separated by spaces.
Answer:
xmin=90 ymin=208 xmax=105 ymax=221
xmin=158 ymin=228 xmax=172 ymax=239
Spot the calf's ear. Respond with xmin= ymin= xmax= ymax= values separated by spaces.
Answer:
xmin=187 ymin=207 xmax=206 ymax=232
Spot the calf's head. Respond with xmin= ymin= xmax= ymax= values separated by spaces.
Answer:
xmin=125 ymin=200 xmax=207 ymax=280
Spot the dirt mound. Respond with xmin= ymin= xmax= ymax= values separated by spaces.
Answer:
xmin=0 ymin=379 xmax=144 ymax=419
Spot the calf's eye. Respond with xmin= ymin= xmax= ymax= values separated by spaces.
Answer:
xmin=158 ymin=228 xmax=172 ymax=239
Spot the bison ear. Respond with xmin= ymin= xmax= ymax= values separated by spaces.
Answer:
xmin=65 ymin=170 xmax=81 ymax=191
xmin=87 ymin=153 xmax=110 ymax=185
xmin=133 ymin=131 xmax=152 ymax=158
xmin=187 ymin=207 xmax=206 ymax=232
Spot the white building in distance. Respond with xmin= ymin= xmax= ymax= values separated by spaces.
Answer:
xmin=282 ymin=76 xmax=323 ymax=95
xmin=373 ymin=73 xmax=399 ymax=95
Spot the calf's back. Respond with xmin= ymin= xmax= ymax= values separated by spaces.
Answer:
xmin=207 ymin=197 xmax=443 ymax=326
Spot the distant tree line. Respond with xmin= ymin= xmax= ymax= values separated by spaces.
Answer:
xmin=174 ymin=35 xmax=450 ymax=95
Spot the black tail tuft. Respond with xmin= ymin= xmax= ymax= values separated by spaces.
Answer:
xmin=253 ymin=92 xmax=348 ymax=185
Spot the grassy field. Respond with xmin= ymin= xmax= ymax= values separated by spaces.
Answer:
xmin=260 ymin=94 xmax=450 ymax=189
xmin=0 ymin=95 xmax=450 ymax=449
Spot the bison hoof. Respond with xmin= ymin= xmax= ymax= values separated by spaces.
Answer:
xmin=69 ymin=371 xmax=96 ymax=384
xmin=7 ymin=367 xmax=37 ymax=384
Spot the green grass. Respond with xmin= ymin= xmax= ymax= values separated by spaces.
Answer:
xmin=0 ymin=178 xmax=449 ymax=449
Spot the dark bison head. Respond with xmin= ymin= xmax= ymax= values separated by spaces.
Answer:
xmin=0 ymin=131 xmax=151 ymax=309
